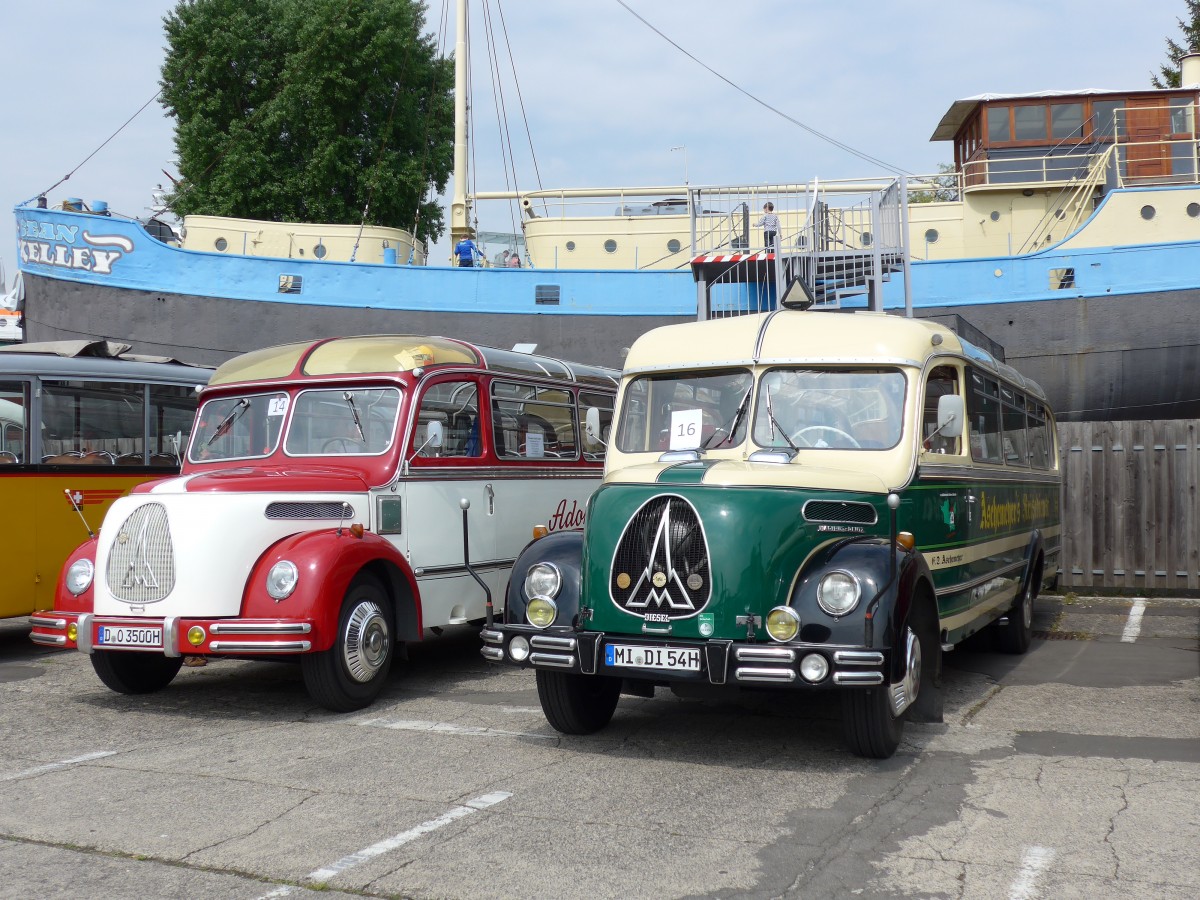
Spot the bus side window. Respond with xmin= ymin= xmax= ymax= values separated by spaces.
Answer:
xmin=967 ymin=371 xmax=1003 ymax=464
xmin=580 ymin=390 xmax=614 ymax=461
xmin=0 ymin=381 xmax=29 ymax=464
xmin=413 ymin=380 xmax=482 ymax=460
xmin=41 ymin=379 xmax=146 ymax=464
xmin=921 ymin=366 xmax=960 ymax=455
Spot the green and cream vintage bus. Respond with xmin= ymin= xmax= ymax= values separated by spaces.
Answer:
xmin=482 ymin=310 xmax=1061 ymax=758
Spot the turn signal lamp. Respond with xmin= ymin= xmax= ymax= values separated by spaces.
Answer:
xmin=349 ymin=523 xmax=364 ymax=539
xmin=896 ymin=531 xmax=915 ymax=551
xmin=66 ymin=622 xmax=78 ymax=642
xmin=532 ymin=525 xmax=549 ymax=540
xmin=765 ymin=606 xmax=801 ymax=642
xmin=187 ymin=626 xmax=206 ymax=647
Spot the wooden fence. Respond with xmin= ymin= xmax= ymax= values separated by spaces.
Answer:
xmin=1057 ymin=420 xmax=1200 ymax=593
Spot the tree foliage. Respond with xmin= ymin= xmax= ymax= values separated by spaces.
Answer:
xmin=160 ymin=0 xmax=453 ymax=243
xmin=1152 ymin=0 xmax=1200 ymax=87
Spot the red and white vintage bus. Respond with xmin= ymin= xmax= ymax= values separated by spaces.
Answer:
xmin=30 ymin=335 xmax=617 ymax=710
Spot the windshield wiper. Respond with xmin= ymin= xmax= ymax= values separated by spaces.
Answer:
xmin=701 ymin=387 xmax=752 ymax=450
xmin=343 ymin=391 xmax=365 ymax=441
xmin=205 ymin=398 xmax=250 ymax=447
xmin=766 ymin=387 xmax=799 ymax=451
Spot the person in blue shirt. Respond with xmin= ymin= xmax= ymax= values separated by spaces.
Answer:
xmin=454 ymin=236 xmax=481 ymax=267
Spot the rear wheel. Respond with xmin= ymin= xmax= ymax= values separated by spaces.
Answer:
xmin=91 ymin=652 xmax=183 ymax=695
xmin=996 ymin=558 xmax=1040 ymax=655
xmin=536 ymin=670 xmax=621 ymax=734
xmin=302 ymin=574 xmax=395 ymax=712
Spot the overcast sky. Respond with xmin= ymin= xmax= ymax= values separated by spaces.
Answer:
xmin=0 ymin=0 xmax=1188 ymax=278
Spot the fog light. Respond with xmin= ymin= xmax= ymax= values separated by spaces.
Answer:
xmin=187 ymin=626 xmax=207 ymax=647
xmin=66 ymin=622 xmax=78 ymax=642
xmin=526 ymin=597 xmax=558 ymax=628
xmin=800 ymin=653 xmax=829 ymax=682
xmin=509 ymin=635 xmax=530 ymax=662
xmin=765 ymin=606 xmax=800 ymax=642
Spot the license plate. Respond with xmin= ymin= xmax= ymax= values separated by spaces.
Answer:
xmin=96 ymin=625 xmax=163 ymax=649
xmin=605 ymin=643 xmax=700 ymax=671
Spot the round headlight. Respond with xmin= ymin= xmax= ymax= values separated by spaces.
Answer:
xmin=66 ymin=559 xmax=94 ymax=596
xmin=524 ymin=562 xmax=562 ymax=600
xmin=817 ymin=571 xmax=861 ymax=616
xmin=526 ymin=596 xmax=558 ymax=628
xmin=800 ymin=653 xmax=829 ymax=683
xmin=765 ymin=606 xmax=801 ymax=642
xmin=509 ymin=635 xmax=530 ymax=661
xmin=266 ymin=560 xmax=299 ymax=600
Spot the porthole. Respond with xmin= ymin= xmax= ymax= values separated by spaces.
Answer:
xmin=861 ymin=232 xmax=872 ymax=247
xmin=1141 ymin=205 xmax=1156 ymax=220
xmin=1188 ymin=202 xmax=1200 ymax=218
xmin=667 ymin=239 xmax=681 ymax=253
xmin=1055 ymin=209 xmax=1065 ymax=218
xmin=604 ymin=239 xmax=617 ymax=254
xmin=214 ymin=237 xmax=228 ymax=252
xmin=924 ymin=228 xmax=939 ymax=244
xmin=990 ymin=210 xmax=1000 ymax=222
xmin=314 ymin=244 xmax=327 ymax=259
xmin=565 ymin=241 xmax=576 ymax=251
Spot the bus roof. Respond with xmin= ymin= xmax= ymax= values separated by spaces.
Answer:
xmin=623 ymin=311 xmax=1047 ymax=402
xmin=209 ymin=335 xmax=620 ymax=389
xmin=0 ymin=344 xmax=212 ymax=384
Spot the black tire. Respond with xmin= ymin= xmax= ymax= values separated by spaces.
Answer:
xmin=302 ymin=574 xmax=395 ymax=712
xmin=996 ymin=558 xmax=1039 ymax=655
xmin=842 ymin=600 xmax=939 ymax=759
xmin=91 ymin=652 xmax=183 ymax=695
xmin=536 ymin=669 xmax=621 ymax=734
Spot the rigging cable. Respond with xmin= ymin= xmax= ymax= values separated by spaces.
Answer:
xmin=481 ymin=0 xmax=523 ymax=243
xmin=613 ymin=0 xmax=911 ymax=176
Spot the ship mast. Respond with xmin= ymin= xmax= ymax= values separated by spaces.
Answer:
xmin=449 ymin=0 xmax=473 ymax=245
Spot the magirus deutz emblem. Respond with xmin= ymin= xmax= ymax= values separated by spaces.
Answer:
xmin=610 ymin=495 xmax=711 ymax=619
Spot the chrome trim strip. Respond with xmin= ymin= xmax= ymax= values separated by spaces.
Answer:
xmin=480 ymin=646 xmax=504 ymax=661
xmin=480 ymin=629 xmax=504 ymax=645
xmin=209 ymin=622 xmax=313 ymax=635
xmin=30 ymin=633 xmax=67 ymax=647
xmin=28 ymin=615 xmax=66 ymax=629
xmin=833 ymin=671 xmax=885 ymax=685
xmin=530 ymin=635 xmax=577 ymax=651
xmin=734 ymin=647 xmax=797 ymax=663
xmin=162 ymin=616 xmax=180 ymax=658
xmin=833 ymin=650 xmax=885 ymax=665
xmin=529 ymin=652 xmax=575 ymax=668
xmin=734 ymin=667 xmax=797 ymax=683
xmin=934 ymin=559 xmax=1026 ymax=597
xmin=77 ymin=613 xmax=93 ymax=654
xmin=414 ymin=558 xmax=517 ymax=578
xmin=208 ymin=640 xmax=312 ymax=653
xmin=917 ymin=465 xmax=1062 ymax=485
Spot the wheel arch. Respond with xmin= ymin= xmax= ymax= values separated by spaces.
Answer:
xmin=505 ymin=529 xmax=585 ymax=627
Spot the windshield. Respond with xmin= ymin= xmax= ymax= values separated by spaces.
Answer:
xmin=753 ymin=368 xmax=906 ymax=450
xmin=616 ymin=369 xmax=753 ymax=453
xmin=190 ymin=392 xmax=288 ymax=462
xmin=284 ymin=387 xmax=401 ymax=456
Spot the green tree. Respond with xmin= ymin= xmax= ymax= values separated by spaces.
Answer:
xmin=1152 ymin=0 xmax=1200 ymax=87
xmin=160 ymin=0 xmax=453 ymax=243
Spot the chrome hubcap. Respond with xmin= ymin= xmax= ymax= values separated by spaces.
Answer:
xmin=889 ymin=626 xmax=922 ymax=717
xmin=1021 ymin=587 xmax=1033 ymax=629
xmin=342 ymin=600 xmax=390 ymax=683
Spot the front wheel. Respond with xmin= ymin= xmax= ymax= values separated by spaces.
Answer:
xmin=302 ymin=574 xmax=395 ymax=712
xmin=536 ymin=670 xmax=621 ymax=734
xmin=996 ymin=562 xmax=1038 ymax=655
xmin=91 ymin=652 xmax=183 ymax=695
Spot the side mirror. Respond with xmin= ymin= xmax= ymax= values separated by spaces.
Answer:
xmin=584 ymin=407 xmax=606 ymax=447
xmin=426 ymin=420 xmax=444 ymax=449
xmin=936 ymin=394 xmax=964 ymax=438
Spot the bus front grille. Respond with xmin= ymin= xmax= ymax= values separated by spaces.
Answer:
xmin=106 ymin=503 xmax=175 ymax=604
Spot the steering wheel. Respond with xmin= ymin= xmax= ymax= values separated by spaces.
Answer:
xmin=793 ymin=425 xmax=861 ymax=448
xmin=322 ymin=437 xmax=367 ymax=453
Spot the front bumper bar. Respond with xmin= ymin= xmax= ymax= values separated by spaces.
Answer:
xmin=30 ymin=611 xmax=314 ymax=656
xmin=481 ymin=625 xmax=890 ymax=688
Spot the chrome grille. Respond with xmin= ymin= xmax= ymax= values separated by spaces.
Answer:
xmin=106 ymin=503 xmax=175 ymax=604
xmin=265 ymin=501 xmax=354 ymax=520
xmin=610 ymin=495 xmax=710 ymax=618
xmin=802 ymin=499 xmax=877 ymax=525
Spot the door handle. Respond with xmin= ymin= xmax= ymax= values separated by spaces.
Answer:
xmin=485 ymin=483 xmax=495 ymax=515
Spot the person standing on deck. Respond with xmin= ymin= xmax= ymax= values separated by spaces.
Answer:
xmin=757 ymin=202 xmax=779 ymax=252
xmin=455 ymin=236 xmax=482 ymax=267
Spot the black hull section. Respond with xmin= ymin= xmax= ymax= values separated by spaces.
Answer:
xmin=22 ymin=274 xmax=1200 ymax=420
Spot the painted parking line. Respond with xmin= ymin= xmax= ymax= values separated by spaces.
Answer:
xmin=0 ymin=751 xmax=116 ymax=783
xmin=307 ymin=791 xmax=513 ymax=884
xmin=355 ymin=718 xmax=556 ymax=740
xmin=1121 ymin=599 xmax=1147 ymax=643
xmin=1009 ymin=845 xmax=1055 ymax=900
